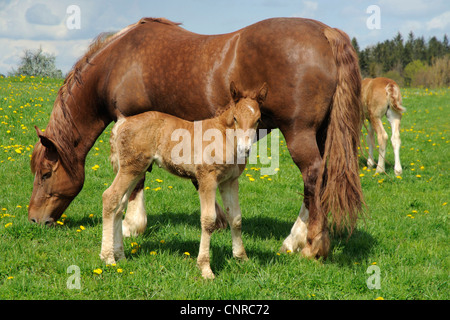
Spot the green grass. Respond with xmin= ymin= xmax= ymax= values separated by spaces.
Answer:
xmin=0 ymin=76 xmax=448 ymax=300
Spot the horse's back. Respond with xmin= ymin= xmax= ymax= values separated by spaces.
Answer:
xmin=101 ymin=17 xmax=337 ymax=125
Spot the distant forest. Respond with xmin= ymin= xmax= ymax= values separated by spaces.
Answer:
xmin=352 ymin=32 xmax=450 ymax=87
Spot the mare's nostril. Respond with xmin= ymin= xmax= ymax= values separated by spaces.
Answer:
xmin=44 ymin=219 xmax=53 ymax=226
xmin=30 ymin=218 xmax=37 ymax=224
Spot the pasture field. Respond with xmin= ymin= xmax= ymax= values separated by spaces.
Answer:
xmin=0 ymin=76 xmax=448 ymax=300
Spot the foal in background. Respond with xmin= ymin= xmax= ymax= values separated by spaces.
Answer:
xmin=100 ymin=82 xmax=268 ymax=279
xmin=362 ymin=77 xmax=406 ymax=176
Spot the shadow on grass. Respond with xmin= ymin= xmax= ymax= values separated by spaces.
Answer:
xmin=327 ymin=229 xmax=377 ymax=266
xmin=66 ymin=207 xmax=376 ymax=270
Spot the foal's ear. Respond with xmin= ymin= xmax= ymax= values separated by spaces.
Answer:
xmin=257 ymin=82 xmax=268 ymax=104
xmin=35 ymin=126 xmax=59 ymax=160
xmin=230 ymin=81 xmax=242 ymax=102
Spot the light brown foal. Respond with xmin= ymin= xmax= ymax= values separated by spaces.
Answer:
xmin=100 ymin=82 xmax=268 ymax=279
xmin=362 ymin=77 xmax=406 ymax=176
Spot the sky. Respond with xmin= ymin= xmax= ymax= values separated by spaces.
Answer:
xmin=0 ymin=0 xmax=449 ymax=75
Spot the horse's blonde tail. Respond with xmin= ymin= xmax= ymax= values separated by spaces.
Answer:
xmin=386 ymin=82 xmax=406 ymax=113
xmin=317 ymin=27 xmax=365 ymax=234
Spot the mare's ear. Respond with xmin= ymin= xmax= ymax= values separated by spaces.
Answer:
xmin=230 ymin=81 xmax=242 ymax=102
xmin=257 ymin=82 xmax=268 ymax=104
xmin=35 ymin=126 xmax=59 ymax=162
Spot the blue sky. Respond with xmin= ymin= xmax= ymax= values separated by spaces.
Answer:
xmin=0 ymin=0 xmax=449 ymax=75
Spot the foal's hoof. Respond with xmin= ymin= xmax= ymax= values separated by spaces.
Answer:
xmin=201 ymin=269 xmax=215 ymax=280
xmin=394 ymin=168 xmax=402 ymax=176
xmin=301 ymin=231 xmax=330 ymax=260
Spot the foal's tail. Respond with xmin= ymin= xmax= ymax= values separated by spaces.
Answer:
xmin=317 ymin=27 xmax=365 ymax=234
xmin=386 ymin=82 xmax=406 ymax=113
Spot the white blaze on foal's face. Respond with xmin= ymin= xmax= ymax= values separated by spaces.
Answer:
xmin=233 ymin=98 xmax=261 ymax=158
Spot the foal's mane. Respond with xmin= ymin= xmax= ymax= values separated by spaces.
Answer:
xmin=32 ymin=18 xmax=181 ymax=179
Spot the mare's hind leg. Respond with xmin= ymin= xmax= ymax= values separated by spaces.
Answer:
xmin=387 ymin=107 xmax=403 ymax=176
xmin=219 ymin=177 xmax=248 ymax=260
xmin=280 ymin=129 xmax=330 ymax=258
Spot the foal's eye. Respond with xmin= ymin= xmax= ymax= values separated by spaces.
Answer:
xmin=233 ymin=117 xmax=237 ymax=124
xmin=42 ymin=172 xmax=52 ymax=180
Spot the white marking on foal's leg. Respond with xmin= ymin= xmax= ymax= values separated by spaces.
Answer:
xmin=122 ymin=188 xmax=147 ymax=237
xmin=280 ymin=203 xmax=309 ymax=253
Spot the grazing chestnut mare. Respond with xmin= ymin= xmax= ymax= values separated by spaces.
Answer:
xmin=29 ymin=17 xmax=364 ymax=259
xmin=102 ymin=82 xmax=267 ymax=279
xmin=362 ymin=77 xmax=405 ymax=176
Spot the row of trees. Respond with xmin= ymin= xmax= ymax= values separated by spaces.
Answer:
xmin=352 ymin=32 xmax=450 ymax=87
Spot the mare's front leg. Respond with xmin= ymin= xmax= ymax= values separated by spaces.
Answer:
xmin=100 ymin=171 xmax=144 ymax=264
xmin=123 ymin=176 xmax=148 ymax=237
xmin=219 ymin=177 xmax=248 ymax=260
xmin=197 ymin=177 xmax=218 ymax=279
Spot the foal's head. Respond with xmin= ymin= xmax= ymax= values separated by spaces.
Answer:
xmin=228 ymin=81 xmax=268 ymax=158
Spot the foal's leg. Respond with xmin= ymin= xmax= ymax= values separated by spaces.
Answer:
xmin=197 ymin=178 xmax=218 ymax=279
xmin=370 ymin=115 xmax=388 ymax=174
xmin=219 ymin=178 xmax=248 ymax=260
xmin=387 ymin=108 xmax=403 ymax=176
xmin=366 ymin=122 xmax=376 ymax=169
xmin=192 ymin=179 xmax=227 ymax=230
xmin=100 ymin=171 xmax=144 ymax=264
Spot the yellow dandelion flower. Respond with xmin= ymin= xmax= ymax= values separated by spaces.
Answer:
xmin=4 ymin=222 xmax=12 ymax=228
xmin=375 ymin=297 xmax=384 ymax=300
xmin=7 ymin=276 xmax=14 ymax=280
xmin=359 ymin=173 xmax=365 ymax=177
xmin=150 ymin=251 xmax=157 ymax=255
xmin=155 ymin=179 xmax=163 ymax=183
xmin=184 ymin=252 xmax=190 ymax=256
xmin=93 ymin=268 xmax=103 ymax=275
xmin=117 ymin=268 xmax=123 ymax=273
xmin=153 ymin=187 xmax=161 ymax=191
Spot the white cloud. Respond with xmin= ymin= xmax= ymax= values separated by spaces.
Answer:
xmin=25 ymin=3 xmax=61 ymax=26
xmin=292 ymin=0 xmax=318 ymax=18
xmin=426 ymin=11 xmax=450 ymax=30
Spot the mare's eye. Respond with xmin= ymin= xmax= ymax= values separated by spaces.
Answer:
xmin=42 ymin=172 xmax=52 ymax=181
